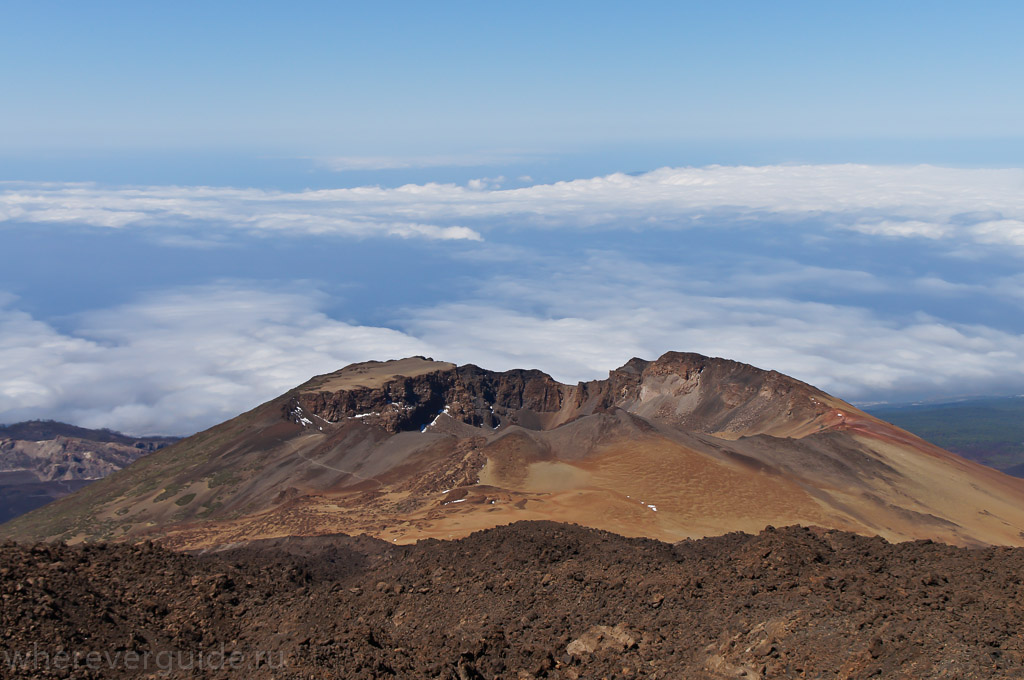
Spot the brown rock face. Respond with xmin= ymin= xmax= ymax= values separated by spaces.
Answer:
xmin=615 ymin=351 xmax=833 ymax=438
xmin=288 ymin=361 xmax=569 ymax=434
xmin=291 ymin=369 xmax=456 ymax=433
xmin=289 ymin=352 xmax=831 ymax=439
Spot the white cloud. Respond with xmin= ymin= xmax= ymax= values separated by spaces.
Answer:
xmin=2 ymin=164 xmax=1023 ymax=248
xmin=0 ymin=287 xmax=432 ymax=435
xmin=401 ymin=280 xmax=1024 ymax=405
xmin=848 ymin=220 xmax=953 ymax=239
xmin=0 ymin=182 xmax=484 ymax=242
xmin=4 ymin=164 xmax=1024 ymax=435
xmin=467 ymin=176 xmax=506 ymax=190
xmin=4 ymin=263 xmax=1024 ymax=436
xmin=383 ymin=251 xmax=1024 ymax=404
xmin=970 ymin=219 xmax=1024 ymax=247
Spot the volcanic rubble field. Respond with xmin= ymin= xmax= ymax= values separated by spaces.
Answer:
xmin=3 ymin=522 xmax=1024 ymax=679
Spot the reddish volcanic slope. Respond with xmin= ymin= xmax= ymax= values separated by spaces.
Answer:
xmin=5 ymin=352 xmax=1024 ymax=549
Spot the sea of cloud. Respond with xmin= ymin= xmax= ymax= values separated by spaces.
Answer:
xmin=3 ymin=164 xmax=1023 ymax=246
xmin=2 ymin=164 xmax=1023 ymax=434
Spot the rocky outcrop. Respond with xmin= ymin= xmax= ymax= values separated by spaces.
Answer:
xmin=289 ymin=363 xmax=571 ymax=433
xmin=290 ymin=369 xmax=457 ymax=433
xmin=456 ymin=365 xmax=566 ymax=413
xmin=288 ymin=352 xmax=834 ymax=438
xmin=622 ymin=351 xmax=834 ymax=437
xmin=0 ymin=426 xmax=177 ymax=482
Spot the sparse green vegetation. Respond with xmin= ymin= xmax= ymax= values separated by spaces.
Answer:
xmin=154 ymin=484 xmax=184 ymax=502
xmin=207 ymin=469 xmax=239 ymax=488
xmin=175 ymin=493 xmax=196 ymax=506
xmin=198 ymin=500 xmax=223 ymax=518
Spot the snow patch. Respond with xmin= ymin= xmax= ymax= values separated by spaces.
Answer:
xmin=423 ymin=404 xmax=453 ymax=432
xmin=290 ymin=406 xmax=314 ymax=428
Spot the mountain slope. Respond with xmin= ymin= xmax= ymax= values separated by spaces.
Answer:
xmin=5 ymin=353 xmax=1024 ymax=549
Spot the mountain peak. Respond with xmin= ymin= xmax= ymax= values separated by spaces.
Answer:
xmin=6 ymin=351 xmax=1024 ymax=550
xmin=288 ymin=352 xmax=837 ymax=440
xmin=301 ymin=356 xmax=456 ymax=392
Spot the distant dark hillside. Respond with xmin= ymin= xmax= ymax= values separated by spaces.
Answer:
xmin=0 ymin=420 xmax=177 ymax=446
xmin=868 ymin=397 xmax=1024 ymax=477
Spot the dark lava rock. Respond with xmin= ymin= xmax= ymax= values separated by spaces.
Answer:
xmin=3 ymin=522 xmax=1024 ymax=678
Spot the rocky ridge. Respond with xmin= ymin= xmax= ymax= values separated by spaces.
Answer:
xmin=287 ymin=353 xmax=835 ymax=439
xmin=0 ymin=422 xmax=179 ymax=525
xmin=0 ymin=421 xmax=177 ymax=483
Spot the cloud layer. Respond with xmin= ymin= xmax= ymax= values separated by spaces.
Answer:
xmin=0 ymin=288 xmax=430 ymax=435
xmin=2 ymin=272 xmax=1023 ymax=436
xmin=3 ymin=164 xmax=1024 ymax=435
xmin=3 ymin=164 xmax=1024 ymax=248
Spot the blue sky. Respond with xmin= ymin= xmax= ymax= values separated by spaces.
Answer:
xmin=1 ymin=2 xmax=1023 ymax=434
xmin=3 ymin=1 xmax=1023 ymax=155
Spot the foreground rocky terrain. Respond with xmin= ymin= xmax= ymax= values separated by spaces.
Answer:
xmin=2 ymin=521 xmax=1023 ymax=679
xmin=0 ymin=421 xmax=177 ymax=523
xmin=7 ymin=353 xmax=1024 ymax=549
